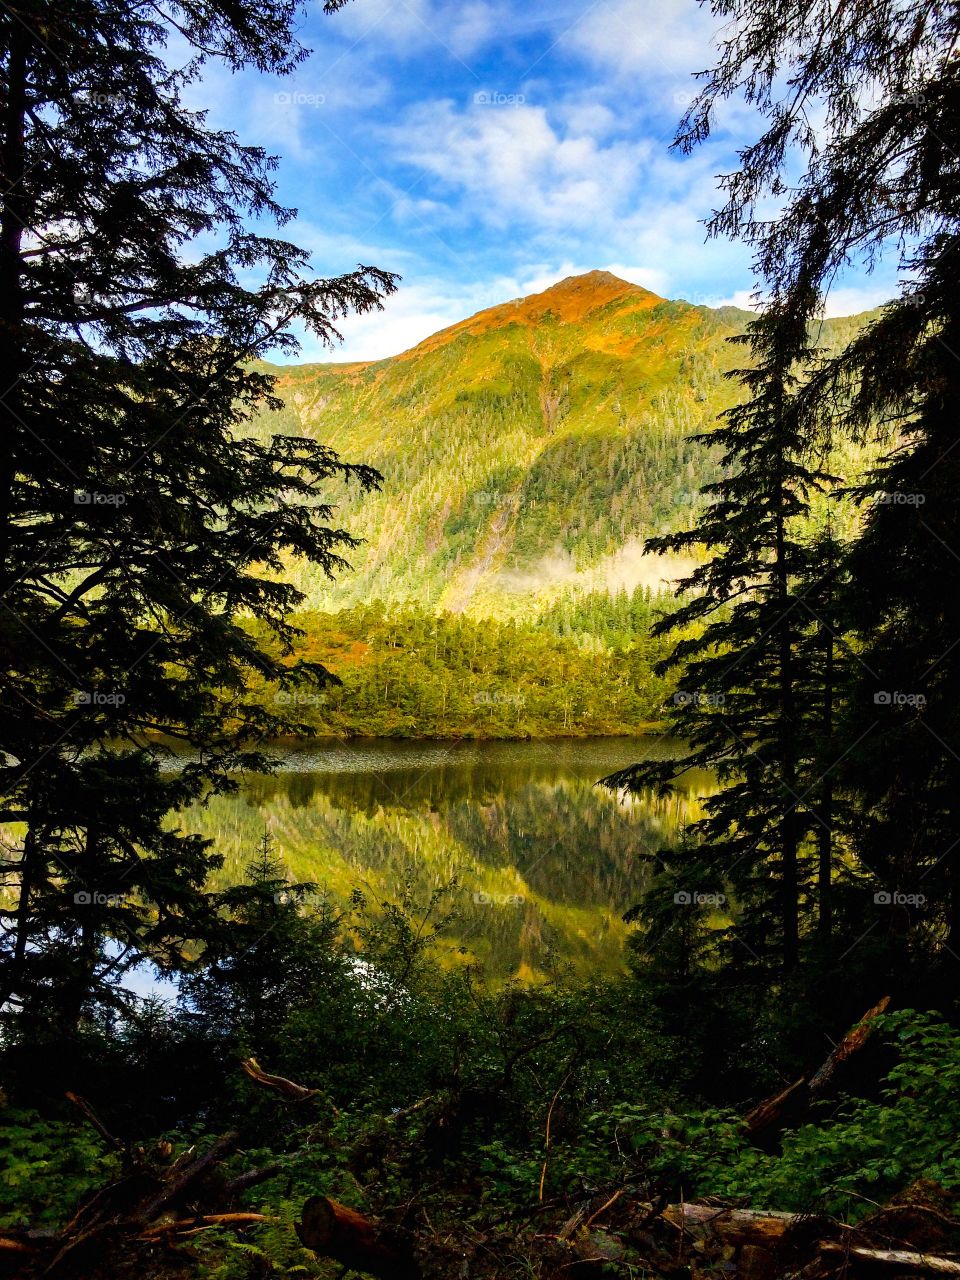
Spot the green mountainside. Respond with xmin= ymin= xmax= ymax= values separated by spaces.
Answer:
xmin=244 ymin=273 xmax=875 ymax=737
xmin=254 ymin=270 xmax=870 ymax=620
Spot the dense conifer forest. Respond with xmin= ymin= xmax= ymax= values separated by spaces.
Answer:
xmin=242 ymin=591 xmax=674 ymax=737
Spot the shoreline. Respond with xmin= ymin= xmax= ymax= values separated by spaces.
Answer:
xmin=264 ymin=720 xmax=667 ymax=745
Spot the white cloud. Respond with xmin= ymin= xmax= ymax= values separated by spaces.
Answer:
xmin=706 ymin=288 xmax=761 ymax=311
xmin=570 ymin=0 xmax=718 ymax=83
xmin=388 ymin=99 xmax=651 ymax=230
xmin=820 ymin=284 xmax=895 ymax=317
xmin=672 ymin=280 xmax=896 ymax=318
xmin=514 ymin=261 xmax=671 ymax=297
xmin=447 ymin=2 xmax=500 ymax=58
xmin=326 ymin=0 xmax=571 ymax=63
xmin=294 ymin=274 xmax=516 ymax=363
xmin=327 ymin=0 xmax=438 ymax=53
xmin=325 ymin=0 xmax=522 ymax=64
xmin=553 ymin=99 xmax=620 ymax=139
xmin=380 ymin=90 xmax=761 ymax=302
xmin=307 ymin=287 xmax=461 ymax=362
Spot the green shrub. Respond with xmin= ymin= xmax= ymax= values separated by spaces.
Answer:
xmin=0 ymin=1107 xmax=119 ymax=1230
xmin=581 ymin=1011 xmax=960 ymax=1221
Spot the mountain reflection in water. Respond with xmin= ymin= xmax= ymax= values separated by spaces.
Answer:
xmin=180 ymin=737 xmax=711 ymax=982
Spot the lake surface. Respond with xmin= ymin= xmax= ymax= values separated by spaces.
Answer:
xmin=180 ymin=737 xmax=710 ymax=981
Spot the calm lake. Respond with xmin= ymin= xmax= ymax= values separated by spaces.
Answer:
xmin=181 ymin=737 xmax=711 ymax=981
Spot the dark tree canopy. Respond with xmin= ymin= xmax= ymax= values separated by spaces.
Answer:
xmin=607 ymin=0 xmax=960 ymax=983
xmin=0 ymin=0 xmax=395 ymax=1040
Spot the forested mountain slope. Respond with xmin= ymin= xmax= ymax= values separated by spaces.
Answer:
xmin=255 ymin=271 xmax=871 ymax=618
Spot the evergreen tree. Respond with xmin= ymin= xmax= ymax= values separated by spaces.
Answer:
xmin=606 ymin=0 xmax=960 ymax=987
xmin=0 ymin=0 xmax=394 ymax=1041
xmin=179 ymin=831 xmax=342 ymax=1057
xmin=674 ymin=0 xmax=960 ymax=971
xmin=795 ymin=519 xmax=851 ymax=950
xmin=603 ymin=323 xmax=834 ymax=974
xmin=834 ymin=277 xmax=960 ymax=959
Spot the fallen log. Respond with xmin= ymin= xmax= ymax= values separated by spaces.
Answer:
xmin=743 ymin=1077 xmax=808 ymax=1138
xmin=808 ymin=996 xmax=892 ymax=1092
xmin=0 ymin=1237 xmax=33 ymax=1254
xmin=662 ymin=1203 xmax=808 ymax=1247
xmin=64 ymin=1092 xmax=126 ymax=1155
xmin=564 ymin=1227 xmax=626 ymax=1274
xmin=820 ymin=1242 xmax=960 ymax=1274
xmin=221 ymin=1162 xmax=285 ymax=1198
xmin=295 ymin=1195 xmax=419 ymax=1280
xmin=745 ymin=996 xmax=891 ymax=1147
xmin=133 ymin=1129 xmax=239 ymax=1224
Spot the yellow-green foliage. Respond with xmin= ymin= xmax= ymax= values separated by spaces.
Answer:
xmin=247 ymin=274 xmax=877 ymax=617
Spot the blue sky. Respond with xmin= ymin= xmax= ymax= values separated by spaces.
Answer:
xmin=186 ymin=0 xmax=901 ymax=363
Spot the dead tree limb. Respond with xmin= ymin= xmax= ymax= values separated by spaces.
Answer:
xmin=139 ymin=1212 xmax=269 ymax=1239
xmin=662 ymin=1203 xmax=808 ymax=1248
xmin=0 ymin=1237 xmax=33 ymax=1254
xmin=745 ymin=997 xmax=891 ymax=1146
xmin=133 ymin=1130 xmax=239 ymax=1224
xmin=221 ymin=1163 xmax=285 ymax=1198
xmin=64 ymin=1093 xmax=125 ymax=1155
xmin=820 ymin=1242 xmax=960 ymax=1273
xmin=241 ymin=1057 xmax=319 ymax=1103
xmin=808 ymin=996 xmax=892 ymax=1092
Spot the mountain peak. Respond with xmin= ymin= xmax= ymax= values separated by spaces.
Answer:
xmin=401 ymin=270 xmax=661 ymax=359
xmin=543 ymin=268 xmax=641 ymax=292
xmin=524 ymin=269 xmax=657 ymax=311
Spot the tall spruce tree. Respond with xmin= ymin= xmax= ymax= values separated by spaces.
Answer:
xmin=681 ymin=0 xmax=960 ymax=971
xmin=810 ymin=259 xmax=960 ymax=964
xmin=604 ymin=318 xmax=833 ymax=974
xmin=797 ymin=520 xmax=847 ymax=949
xmin=612 ymin=0 xmax=960 ymax=982
xmin=0 ymin=0 xmax=394 ymax=1043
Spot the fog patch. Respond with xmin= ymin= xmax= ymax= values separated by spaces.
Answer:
xmin=495 ymin=536 xmax=695 ymax=597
